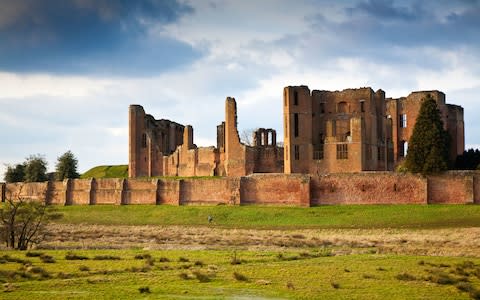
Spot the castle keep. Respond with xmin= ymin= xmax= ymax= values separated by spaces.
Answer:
xmin=130 ymin=86 xmax=464 ymax=177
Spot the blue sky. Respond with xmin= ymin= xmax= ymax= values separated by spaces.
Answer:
xmin=1 ymin=0 xmax=479 ymax=175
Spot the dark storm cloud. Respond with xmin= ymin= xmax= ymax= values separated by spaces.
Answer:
xmin=0 ymin=0 xmax=200 ymax=75
xmin=302 ymin=0 xmax=480 ymax=71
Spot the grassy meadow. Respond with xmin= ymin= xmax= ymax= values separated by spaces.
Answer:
xmin=54 ymin=204 xmax=480 ymax=229
xmin=1 ymin=249 xmax=480 ymax=299
xmin=2 ymin=204 xmax=480 ymax=299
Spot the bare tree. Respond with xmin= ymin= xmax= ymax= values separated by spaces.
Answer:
xmin=240 ymin=128 xmax=257 ymax=146
xmin=0 ymin=189 xmax=62 ymax=250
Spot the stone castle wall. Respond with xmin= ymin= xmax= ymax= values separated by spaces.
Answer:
xmin=2 ymin=171 xmax=479 ymax=206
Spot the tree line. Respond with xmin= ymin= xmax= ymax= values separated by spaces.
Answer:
xmin=4 ymin=150 xmax=80 ymax=183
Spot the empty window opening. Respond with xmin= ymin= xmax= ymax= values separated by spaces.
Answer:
xmin=294 ymin=113 xmax=299 ymax=137
xmin=142 ymin=133 xmax=147 ymax=148
xmin=360 ymin=100 xmax=365 ymax=112
xmin=294 ymin=145 xmax=300 ymax=160
xmin=320 ymin=103 xmax=325 ymax=113
xmin=294 ymin=91 xmax=298 ymax=106
xmin=336 ymin=144 xmax=348 ymax=159
xmin=400 ymin=141 xmax=408 ymax=157
xmin=400 ymin=114 xmax=407 ymax=128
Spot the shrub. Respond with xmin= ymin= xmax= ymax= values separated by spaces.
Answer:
xmin=79 ymin=266 xmax=90 ymax=272
xmin=57 ymin=272 xmax=74 ymax=279
xmin=194 ymin=260 xmax=204 ymax=266
xmin=426 ymin=272 xmax=458 ymax=285
xmin=40 ymin=254 xmax=56 ymax=263
xmin=178 ymin=257 xmax=189 ymax=262
xmin=233 ymin=272 xmax=248 ymax=282
xmin=93 ymin=255 xmax=121 ymax=260
xmin=134 ymin=254 xmax=152 ymax=260
xmin=456 ymin=282 xmax=475 ymax=293
xmin=138 ymin=286 xmax=151 ymax=294
xmin=158 ymin=257 xmax=170 ymax=262
xmin=65 ymin=253 xmax=88 ymax=260
xmin=395 ymin=273 xmax=417 ymax=281
xmin=30 ymin=267 xmax=51 ymax=279
xmin=25 ymin=252 xmax=43 ymax=257
xmin=192 ymin=271 xmax=210 ymax=283
xmin=179 ymin=272 xmax=191 ymax=280
xmin=331 ymin=281 xmax=340 ymax=289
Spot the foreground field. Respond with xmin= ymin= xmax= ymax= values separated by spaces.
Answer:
xmin=2 ymin=204 xmax=480 ymax=299
xmin=54 ymin=204 xmax=480 ymax=229
xmin=1 ymin=249 xmax=480 ymax=299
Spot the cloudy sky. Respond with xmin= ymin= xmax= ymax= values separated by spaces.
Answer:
xmin=1 ymin=0 xmax=479 ymax=176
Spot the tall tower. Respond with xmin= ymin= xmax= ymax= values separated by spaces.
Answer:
xmin=128 ymin=105 xmax=147 ymax=178
xmin=283 ymin=86 xmax=312 ymax=174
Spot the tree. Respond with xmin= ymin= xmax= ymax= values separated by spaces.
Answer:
xmin=240 ymin=128 xmax=256 ymax=146
xmin=455 ymin=148 xmax=480 ymax=170
xmin=55 ymin=150 xmax=79 ymax=180
xmin=404 ymin=95 xmax=450 ymax=174
xmin=0 ymin=189 xmax=62 ymax=250
xmin=24 ymin=155 xmax=48 ymax=182
xmin=4 ymin=163 xmax=26 ymax=183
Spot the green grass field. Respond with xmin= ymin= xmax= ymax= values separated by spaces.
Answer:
xmin=1 ymin=249 xmax=479 ymax=299
xmin=54 ymin=204 xmax=480 ymax=229
xmin=80 ymin=165 xmax=128 ymax=179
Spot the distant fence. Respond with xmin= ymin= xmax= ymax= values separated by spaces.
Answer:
xmin=1 ymin=171 xmax=479 ymax=206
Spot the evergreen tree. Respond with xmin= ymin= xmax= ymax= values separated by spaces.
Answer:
xmin=455 ymin=148 xmax=480 ymax=170
xmin=24 ymin=155 xmax=48 ymax=182
xmin=55 ymin=151 xmax=80 ymax=180
xmin=4 ymin=163 xmax=26 ymax=183
xmin=404 ymin=95 xmax=450 ymax=174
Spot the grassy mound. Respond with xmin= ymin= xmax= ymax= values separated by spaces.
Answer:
xmin=80 ymin=165 xmax=128 ymax=179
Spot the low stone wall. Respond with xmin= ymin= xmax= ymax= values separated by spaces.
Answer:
xmin=240 ymin=174 xmax=310 ymax=206
xmin=2 ymin=171 xmax=479 ymax=206
xmin=428 ymin=172 xmax=475 ymax=204
xmin=311 ymin=172 xmax=427 ymax=205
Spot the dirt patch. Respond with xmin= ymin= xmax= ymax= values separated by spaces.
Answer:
xmin=31 ymin=224 xmax=480 ymax=257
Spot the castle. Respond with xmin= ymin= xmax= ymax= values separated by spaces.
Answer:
xmin=129 ymin=86 xmax=464 ymax=177
xmin=3 ymin=86 xmax=477 ymax=206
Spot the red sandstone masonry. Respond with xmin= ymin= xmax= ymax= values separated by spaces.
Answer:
xmin=48 ymin=181 xmax=67 ymax=205
xmin=180 ymin=178 xmax=237 ymax=205
xmin=124 ymin=179 xmax=157 ymax=205
xmin=2 ymin=171 xmax=479 ymax=206
xmin=157 ymin=179 xmax=180 ymax=205
xmin=474 ymin=174 xmax=480 ymax=204
xmin=311 ymin=172 xmax=427 ymax=205
xmin=240 ymin=174 xmax=310 ymax=206
xmin=428 ymin=172 xmax=474 ymax=204
xmin=93 ymin=178 xmax=124 ymax=205
xmin=69 ymin=179 xmax=92 ymax=205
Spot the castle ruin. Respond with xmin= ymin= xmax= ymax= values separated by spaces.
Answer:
xmin=2 ymin=86 xmax=474 ymax=206
xmin=129 ymin=97 xmax=284 ymax=178
xmin=129 ymin=86 xmax=464 ymax=178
